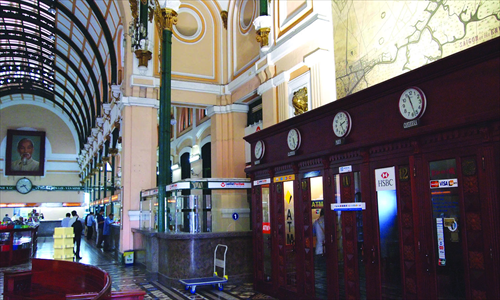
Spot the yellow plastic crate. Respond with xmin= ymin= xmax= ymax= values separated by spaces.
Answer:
xmin=54 ymin=248 xmax=74 ymax=257
xmin=53 ymin=243 xmax=74 ymax=249
xmin=54 ymin=227 xmax=73 ymax=235
xmin=53 ymin=237 xmax=74 ymax=247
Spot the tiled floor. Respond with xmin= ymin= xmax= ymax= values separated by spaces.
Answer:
xmin=0 ymin=236 xmax=276 ymax=300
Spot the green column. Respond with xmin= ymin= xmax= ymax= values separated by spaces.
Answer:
xmin=157 ymin=25 xmax=173 ymax=233
xmin=260 ymin=0 xmax=267 ymax=15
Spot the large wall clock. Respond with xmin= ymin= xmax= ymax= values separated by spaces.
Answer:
xmin=254 ymin=140 xmax=265 ymax=160
xmin=287 ymin=128 xmax=301 ymax=151
xmin=399 ymin=87 xmax=427 ymax=120
xmin=333 ymin=111 xmax=352 ymax=138
xmin=16 ymin=177 xmax=33 ymax=194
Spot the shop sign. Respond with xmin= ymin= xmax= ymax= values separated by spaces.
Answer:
xmin=273 ymin=174 xmax=295 ymax=183
xmin=166 ymin=182 xmax=190 ymax=191
xmin=375 ymin=167 xmax=396 ymax=191
xmin=208 ymin=182 xmax=251 ymax=189
xmin=253 ymin=178 xmax=271 ymax=186
xmin=303 ymin=171 xmax=321 ymax=178
xmin=331 ymin=202 xmax=366 ymax=211
xmin=262 ymin=222 xmax=271 ymax=234
xmin=430 ymin=179 xmax=458 ymax=189
xmin=339 ymin=165 xmax=352 ymax=173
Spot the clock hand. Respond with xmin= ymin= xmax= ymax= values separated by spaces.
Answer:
xmin=407 ymin=95 xmax=417 ymax=115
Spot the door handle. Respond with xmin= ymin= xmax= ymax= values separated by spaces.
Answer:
xmin=425 ymin=254 xmax=430 ymax=272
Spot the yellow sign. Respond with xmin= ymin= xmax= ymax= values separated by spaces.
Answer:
xmin=274 ymin=174 xmax=295 ymax=183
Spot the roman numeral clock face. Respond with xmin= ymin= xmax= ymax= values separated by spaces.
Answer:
xmin=399 ymin=87 xmax=427 ymax=120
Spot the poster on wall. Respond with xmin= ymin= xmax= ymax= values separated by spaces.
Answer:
xmin=5 ymin=129 xmax=46 ymax=176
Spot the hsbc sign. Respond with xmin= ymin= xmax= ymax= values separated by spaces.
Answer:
xmin=375 ymin=167 xmax=396 ymax=191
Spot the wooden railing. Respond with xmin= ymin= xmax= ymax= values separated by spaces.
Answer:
xmin=3 ymin=258 xmax=145 ymax=300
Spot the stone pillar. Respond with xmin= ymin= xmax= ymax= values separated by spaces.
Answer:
xmin=208 ymin=104 xmax=248 ymax=178
xmin=119 ymin=101 xmax=158 ymax=252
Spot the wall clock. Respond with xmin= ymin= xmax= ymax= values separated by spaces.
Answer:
xmin=399 ymin=87 xmax=427 ymax=120
xmin=254 ymin=140 xmax=265 ymax=160
xmin=16 ymin=177 xmax=33 ymax=194
xmin=287 ymin=128 xmax=301 ymax=151
xmin=333 ymin=111 xmax=352 ymax=138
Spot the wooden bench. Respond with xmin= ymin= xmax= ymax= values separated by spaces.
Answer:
xmin=3 ymin=258 xmax=146 ymax=300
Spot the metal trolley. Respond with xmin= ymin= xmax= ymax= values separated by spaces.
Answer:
xmin=179 ymin=244 xmax=228 ymax=294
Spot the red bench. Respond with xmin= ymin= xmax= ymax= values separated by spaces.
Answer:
xmin=3 ymin=258 xmax=146 ymax=300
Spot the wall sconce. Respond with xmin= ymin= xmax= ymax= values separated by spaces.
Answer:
xmin=171 ymin=163 xmax=180 ymax=170
xmin=189 ymin=154 xmax=200 ymax=163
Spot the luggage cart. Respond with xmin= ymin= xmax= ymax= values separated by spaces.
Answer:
xmin=179 ymin=244 xmax=228 ymax=294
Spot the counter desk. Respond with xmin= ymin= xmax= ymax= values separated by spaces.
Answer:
xmin=132 ymin=228 xmax=253 ymax=288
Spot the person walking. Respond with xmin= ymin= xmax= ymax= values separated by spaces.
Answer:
xmin=103 ymin=213 xmax=114 ymax=251
xmin=71 ymin=211 xmax=83 ymax=260
xmin=96 ymin=210 xmax=105 ymax=248
xmin=86 ymin=212 xmax=95 ymax=240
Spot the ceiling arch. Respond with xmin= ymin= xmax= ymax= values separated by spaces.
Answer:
xmin=0 ymin=0 xmax=121 ymax=154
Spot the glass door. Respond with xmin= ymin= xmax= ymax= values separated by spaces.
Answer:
xmin=261 ymin=184 xmax=272 ymax=282
xmin=283 ymin=180 xmax=297 ymax=289
xmin=331 ymin=171 xmax=366 ymax=300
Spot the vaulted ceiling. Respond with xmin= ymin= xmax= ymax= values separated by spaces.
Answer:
xmin=0 ymin=0 xmax=121 ymax=151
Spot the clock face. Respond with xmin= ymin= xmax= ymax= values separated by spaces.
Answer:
xmin=399 ymin=87 xmax=427 ymax=120
xmin=16 ymin=178 xmax=33 ymax=194
xmin=254 ymin=140 xmax=265 ymax=160
xmin=333 ymin=111 xmax=352 ymax=138
xmin=287 ymin=128 xmax=301 ymax=151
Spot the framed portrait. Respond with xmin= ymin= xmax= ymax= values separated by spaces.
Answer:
xmin=5 ymin=129 xmax=46 ymax=176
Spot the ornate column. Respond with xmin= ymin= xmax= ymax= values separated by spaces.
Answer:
xmin=155 ymin=0 xmax=180 ymax=233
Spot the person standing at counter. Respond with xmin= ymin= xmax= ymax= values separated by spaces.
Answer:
xmin=96 ymin=210 xmax=105 ymax=248
xmin=61 ymin=213 xmax=71 ymax=227
xmin=103 ymin=213 xmax=114 ymax=251
xmin=86 ymin=212 xmax=95 ymax=240
xmin=3 ymin=214 xmax=11 ymax=223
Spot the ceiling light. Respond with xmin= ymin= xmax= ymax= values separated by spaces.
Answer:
xmin=48 ymin=7 xmax=56 ymax=14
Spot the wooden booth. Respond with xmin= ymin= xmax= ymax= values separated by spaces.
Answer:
xmin=244 ymin=38 xmax=500 ymax=300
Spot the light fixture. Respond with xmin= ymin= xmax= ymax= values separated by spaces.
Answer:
xmin=171 ymin=163 xmax=180 ymax=170
xmin=189 ymin=154 xmax=200 ymax=163
xmin=48 ymin=6 xmax=56 ymax=14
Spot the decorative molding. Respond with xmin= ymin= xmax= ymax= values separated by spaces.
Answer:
xmin=206 ymin=104 xmax=249 ymax=117
xmin=119 ymin=96 xmax=159 ymax=108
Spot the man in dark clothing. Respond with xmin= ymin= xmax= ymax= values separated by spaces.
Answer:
xmin=96 ymin=210 xmax=105 ymax=248
xmin=71 ymin=210 xmax=83 ymax=260
xmin=85 ymin=212 xmax=95 ymax=240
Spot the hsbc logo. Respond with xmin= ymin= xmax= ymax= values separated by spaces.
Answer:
xmin=375 ymin=167 xmax=396 ymax=191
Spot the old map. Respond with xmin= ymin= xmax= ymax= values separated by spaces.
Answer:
xmin=333 ymin=0 xmax=500 ymax=98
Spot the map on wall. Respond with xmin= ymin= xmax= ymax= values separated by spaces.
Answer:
xmin=332 ymin=0 xmax=500 ymax=98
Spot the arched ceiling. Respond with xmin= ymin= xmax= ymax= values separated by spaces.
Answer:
xmin=0 ymin=0 xmax=121 ymax=152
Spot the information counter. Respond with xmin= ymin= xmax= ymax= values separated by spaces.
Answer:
xmin=0 ymin=225 xmax=38 ymax=267
xmin=134 ymin=178 xmax=253 ymax=287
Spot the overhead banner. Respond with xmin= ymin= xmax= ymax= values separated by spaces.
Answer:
xmin=375 ymin=167 xmax=396 ymax=191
